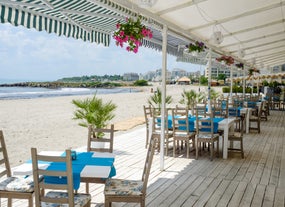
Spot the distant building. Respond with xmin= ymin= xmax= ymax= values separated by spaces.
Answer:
xmin=205 ymin=67 xmax=240 ymax=78
xmin=177 ymin=76 xmax=191 ymax=85
xmin=123 ymin=73 xmax=139 ymax=81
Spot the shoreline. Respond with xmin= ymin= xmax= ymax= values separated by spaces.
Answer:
xmin=0 ymin=85 xmax=223 ymax=167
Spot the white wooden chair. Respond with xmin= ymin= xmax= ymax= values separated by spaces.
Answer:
xmin=0 ymin=130 xmax=34 ymax=207
xmin=85 ymin=124 xmax=115 ymax=193
xmin=195 ymin=111 xmax=220 ymax=161
xmin=172 ymin=107 xmax=195 ymax=158
xmin=31 ymin=148 xmax=91 ymax=207
xmin=104 ymin=137 xmax=157 ymax=207
xmin=87 ymin=124 xmax=114 ymax=153
xmin=143 ymin=105 xmax=153 ymax=149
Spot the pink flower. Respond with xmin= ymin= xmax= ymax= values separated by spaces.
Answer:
xmin=119 ymin=31 xmax=124 ymax=36
xmin=133 ymin=47 xmax=138 ymax=53
xmin=116 ymin=23 xmax=120 ymax=29
xmin=126 ymin=46 xmax=131 ymax=51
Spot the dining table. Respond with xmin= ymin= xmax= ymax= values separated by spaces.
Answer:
xmin=154 ymin=115 xmax=236 ymax=159
xmin=12 ymin=150 xmax=116 ymax=190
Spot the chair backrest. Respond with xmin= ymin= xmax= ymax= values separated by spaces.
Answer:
xmin=193 ymin=103 xmax=206 ymax=117
xmin=87 ymin=124 xmax=114 ymax=153
xmin=152 ymin=108 xmax=172 ymax=133
xmin=175 ymin=105 xmax=189 ymax=116
xmin=195 ymin=111 xmax=217 ymax=136
xmin=172 ymin=108 xmax=190 ymax=135
xmin=0 ymin=130 xmax=12 ymax=178
xmin=31 ymin=148 xmax=74 ymax=206
xmin=143 ymin=105 xmax=153 ymax=123
xmin=141 ymin=136 xmax=157 ymax=194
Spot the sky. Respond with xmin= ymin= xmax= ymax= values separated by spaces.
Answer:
xmin=0 ymin=23 xmax=202 ymax=82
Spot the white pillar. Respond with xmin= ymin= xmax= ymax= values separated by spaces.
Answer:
xmin=207 ymin=48 xmax=212 ymax=112
xmin=160 ymin=24 xmax=167 ymax=171
xmin=230 ymin=65 xmax=233 ymax=102
xmin=243 ymin=67 xmax=246 ymax=98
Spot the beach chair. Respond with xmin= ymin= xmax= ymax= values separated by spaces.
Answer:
xmin=0 ymin=130 xmax=34 ymax=207
xmin=31 ymin=148 xmax=91 ymax=207
xmin=104 ymin=137 xmax=157 ymax=207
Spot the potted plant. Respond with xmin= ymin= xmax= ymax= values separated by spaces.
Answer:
xmin=148 ymin=88 xmax=172 ymax=113
xmin=179 ymin=89 xmax=206 ymax=115
xmin=113 ymin=16 xmax=153 ymax=53
xmin=248 ymin=68 xmax=260 ymax=76
xmin=235 ymin=62 xmax=244 ymax=69
xmin=216 ymin=55 xmax=234 ymax=66
xmin=72 ymin=94 xmax=117 ymax=139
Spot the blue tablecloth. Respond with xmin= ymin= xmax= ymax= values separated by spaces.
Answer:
xmin=228 ymin=107 xmax=243 ymax=117
xmin=44 ymin=152 xmax=115 ymax=190
xmin=177 ymin=116 xmax=224 ymax=133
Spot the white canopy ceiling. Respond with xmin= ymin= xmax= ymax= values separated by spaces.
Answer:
xmin=113 ymin=0 xmax=285 ymax=71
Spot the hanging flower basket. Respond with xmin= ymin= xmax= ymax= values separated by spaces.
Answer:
xmin=216 ymin=55 xmax=234 ymax=66
xmin=235 ymin=62 xmax=244 ymax=69
xmin=113 ymin=16 xmax=153 ymax=53
xmin=248 ymin=68 xmax=260 ymax=76
xmin=186 ymin=41 xmax=207 ymax=54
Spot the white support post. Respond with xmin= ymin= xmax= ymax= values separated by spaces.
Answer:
xmin=230 ymin=65 xmax=233 ymax=102
xmin=160 ymin=24 xmax=167 ymax=171
xmin=207 ymin=48 xmax=212 ymax=111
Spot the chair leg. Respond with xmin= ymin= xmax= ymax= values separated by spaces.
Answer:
xmin=86 ymin=182 xmax=89 ymax=193
xmin=28 ymin=197 xmax=33 ymax=207
xmin=8 ymin=198 xmax=12 ymax=207
xmin=241 ymin=138 xmax=244 ymax=159
xmin=186 ymin=140 xmax=190 ymax=159
xmin=196 ymin=141 xmax=199 ymax=159
xmin=173 ymin=139 xmax=176 ymax=157
xmin=217 ymin=139 xmax=219 ymax=158
xmin=145 ymin=126 xmax=149 ymax=149
xmin=105 ymin=198 xmax=111 ymax=207
xmin=210 ymin=142 xmax=213 ymax=161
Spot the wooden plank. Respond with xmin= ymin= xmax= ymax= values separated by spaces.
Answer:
xmin=251 ymin=184 xmax=266 ymax=207
xmin=216 ymin=180 xmax=239 ymax=207
xmin=262 ymin=185 xmax=275 ymax=207
xmin=274 ymin=187 xmax=285 ymax=207
xmin=193 ymin=178 xmax=223 ymax=207
xmin=239 ymin=182 xmax=257 ymax=207
xmin=227 ymin=181 xmax=248 ymax=207
xmin=204 ymin=179 xmax=231 ymax=207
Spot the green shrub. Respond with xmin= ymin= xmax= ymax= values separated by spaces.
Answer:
xmin=133 ymin=79 xmax=148 ymax=86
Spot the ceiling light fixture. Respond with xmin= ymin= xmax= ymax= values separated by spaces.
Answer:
xmin=238 ymin=48 xmax=245 ymax=58
xmin=210 ymin=25 xmax=223 ymax=45
xmin=136 ymin=0 xmax=158 ymax=8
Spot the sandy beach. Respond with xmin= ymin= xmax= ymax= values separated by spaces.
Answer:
xmin=0 ymin=84 xmax=223 ymax=167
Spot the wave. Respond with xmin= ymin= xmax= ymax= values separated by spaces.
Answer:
xmin=0 ymin=87 xmax=138 ymax=100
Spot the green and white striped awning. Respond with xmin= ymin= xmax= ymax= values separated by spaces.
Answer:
xmin=0 ymin=0 xmax=134 ymax=46
xmin=0 ymin=0 xmax=190 ymax=55
xmin=0 ymin=0 xmax=194 ymax=57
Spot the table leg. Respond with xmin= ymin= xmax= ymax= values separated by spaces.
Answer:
xmin=246 ymin=109 xmax=250 ymax=134
xmin=223 ymin=126 xmax=228 ymax=159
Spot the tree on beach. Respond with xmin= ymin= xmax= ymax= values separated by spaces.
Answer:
xmin=148 ymin=88 xmax=172 ymax=113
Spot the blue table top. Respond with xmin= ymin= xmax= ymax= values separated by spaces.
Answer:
xmin=41 ymin=151 xmax=115 ymax=190
xmin=163 ymin=115 xmax=224 ymax=133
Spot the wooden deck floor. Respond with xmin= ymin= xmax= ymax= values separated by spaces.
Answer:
xmin=3 ymin=110 xmax=285 ymax=207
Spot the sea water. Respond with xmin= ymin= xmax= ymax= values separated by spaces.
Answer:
xmin=0 ymin=86 xmax=137 ymax=100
